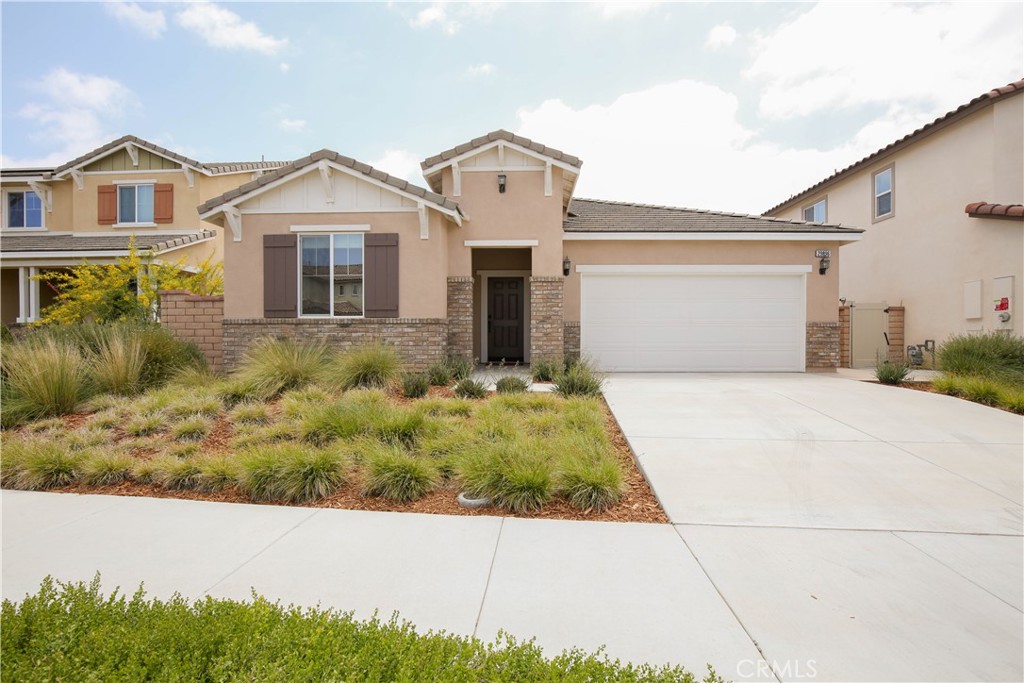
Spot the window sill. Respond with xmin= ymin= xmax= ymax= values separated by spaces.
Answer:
xmin=112 ymin=223 xmax=158 ymax=229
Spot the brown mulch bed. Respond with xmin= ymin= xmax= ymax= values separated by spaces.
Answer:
xmin=45 ymin=393 xmax=668 ymax=524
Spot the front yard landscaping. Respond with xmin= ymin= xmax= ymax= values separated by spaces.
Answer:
xmin=0 ymin=329 xmax=665 ymax=523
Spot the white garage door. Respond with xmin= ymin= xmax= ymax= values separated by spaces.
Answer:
xmin=580 ymin=267 xmax=808 ymax=372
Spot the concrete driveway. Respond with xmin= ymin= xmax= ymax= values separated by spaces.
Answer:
xmin=603 ymin=373 xmax=1023 ymax=682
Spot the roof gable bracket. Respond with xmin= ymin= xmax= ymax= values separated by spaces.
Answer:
xmin=125 ymin=142 xmax=139 ymax=167
xmin=27 ymin=181 xmax=52 ymax=212
xmin=224 ymin=206 xmax=242 ymax=242
xmin=182 ymin=164 xmax=195 ymax=188
xmin=452 ymin=160 xmax=461 ymax=197
xmin=497 ymin=141 xmax=505 ymax=165
xmin=418 ymin=202 xmax=429 ymax=240
xmin=318 ymin=160 xmax=334 ymax=204
xmin=70 ymin=169 xmax=84 ymax=191
xmin=544 ymin=161 xmax=552 ymax=197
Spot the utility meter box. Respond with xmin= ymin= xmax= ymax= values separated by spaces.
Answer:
xmin=993 ymin=276 xmax=1014 ymax=331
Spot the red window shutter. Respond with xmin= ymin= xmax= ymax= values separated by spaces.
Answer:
xmin=97 ymin=185 xmax=117 ymax=224
xmin=154 ymin=184 xmax=173 ymax=223
xmin=364 ymin=233 xmax=399 ymax=318
xmin=263 ymin=234 xmax=298 ymax=318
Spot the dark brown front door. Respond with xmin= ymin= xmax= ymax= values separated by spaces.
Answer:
xmin=488 ymin=277 xmax=524 ymax=361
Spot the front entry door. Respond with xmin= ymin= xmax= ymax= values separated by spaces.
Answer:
xmin=488 ymin=277 xmax=524 ymax=362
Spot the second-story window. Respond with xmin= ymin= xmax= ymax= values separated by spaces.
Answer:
xmin=873 ymin=166 xmax=894 ymax=220
xmin=118 ymin=184 xmax=154 ymax=224
xmin=802 ymin=198 xmax=826 ymax=223
xmin=7 ymin=191 xmax=43 ymax=228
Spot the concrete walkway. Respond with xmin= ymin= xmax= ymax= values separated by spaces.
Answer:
xmin=3 ymin=373 xmax=1021 ymax=681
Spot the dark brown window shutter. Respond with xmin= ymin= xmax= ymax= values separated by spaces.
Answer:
xmin=153 ymin=184 xmax=173 ymax=223
xmin=263 ymin=234 xmax=298 ymax=318
xmin=98 ymin=185 xmax=117 ymax=224
xmin=364 ymin=233 xmax=399 ymax=318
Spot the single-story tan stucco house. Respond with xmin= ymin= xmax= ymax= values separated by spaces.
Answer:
xmin=198 ymin=130 xmax=863 ymax=372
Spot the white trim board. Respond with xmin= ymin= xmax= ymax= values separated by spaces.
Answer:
xmin=422 ymin=139 xmax=582 ymax=177
xmin=464 ymin=239 xmax=538 ymax=248
xmin=575 ymin=265 xmax=813 ymax=275
xmin=477 ymin=269 xmax=532 ymax=364
xmin=289 ymin=224 xmax=371 ymax=233
xmin=563 ymin=232 xmax=862 ymax=242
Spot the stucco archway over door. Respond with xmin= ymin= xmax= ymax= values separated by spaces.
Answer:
xmin=579 ymin=266 xmax=809 ymax=372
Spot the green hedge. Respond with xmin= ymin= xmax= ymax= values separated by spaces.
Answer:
xmin=1 ymin=576 xmax=723 ymax=683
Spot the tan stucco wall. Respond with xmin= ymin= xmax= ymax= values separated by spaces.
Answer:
xmin=770 ymin=94 xmax=1024 ymax=345
xmin=563 ymin=240 xmax=841 ymax=322
xmin=222 ymin=211 xmax=450 ymax=319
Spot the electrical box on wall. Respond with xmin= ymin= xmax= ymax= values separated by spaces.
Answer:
xmin=993 ymin=276 xmax=1014 ymax=331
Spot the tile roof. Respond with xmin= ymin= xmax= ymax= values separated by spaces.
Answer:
xmin=965 ymin=201 xmax=1024 ymax=220
xmin=564 ymin=198 xmax=862 ymax=233
xmin=0 ymin=230 xmax=215 ymax=254
xmin=197 ymin=149 xmax=460 ymax=216
xmin=765 ymin=78 xmax=1024 ymax=215
xmin=204 ymin=161 xmax=288 ymax=174
xmin=421 ymin=129 xmax=583 ymax=170
xmin=1 ymin=168 xmax=54 ymax=179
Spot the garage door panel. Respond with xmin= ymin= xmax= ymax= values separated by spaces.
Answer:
xmin=581 ymin=271 xmax=806 ymax=372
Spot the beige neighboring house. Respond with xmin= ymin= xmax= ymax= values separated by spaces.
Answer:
xmin=199 ymin=130 xmax=862 ymax=372
xmin=0 ymin=136 xmax=283 ymax=325
xmin=765 ymin=79 xmax=1024 ymax=360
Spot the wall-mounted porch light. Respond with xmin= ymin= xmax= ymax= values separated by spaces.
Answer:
xmin=497 ymin=174 xmax=507 ymax=193
xmin=818 ymin=255 xmax=831 ymax=275
xmin=563 ymin=256 xmax=571 ymax=276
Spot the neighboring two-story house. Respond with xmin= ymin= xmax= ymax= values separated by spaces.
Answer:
xmin=198 ymin=130 xmax=862 ymax=372
xmin=0 ymin=136 xmax=282 ymax=325
xmin=765 ymin=79 xmax=1023 ymax=365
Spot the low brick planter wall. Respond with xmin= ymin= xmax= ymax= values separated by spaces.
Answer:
xmin=446 ymin=277 xmax=474 ymax=361
xmin=223 ymin=318 xmax=449 ymax=371
xmin=160 ymin=290 xmax=225 ymax=373
xmin=564 ymin=321 xmax=580 ymax=362
xmin=530 ymin=276 xmax=564 ymax=362
xmin=806 ymin=320 xmax=840 ymax=371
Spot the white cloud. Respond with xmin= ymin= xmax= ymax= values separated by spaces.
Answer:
xmin=515 ymin=79 xmax=883 ymax=215
xmin=408 ymin=1 xmax=502 ymax=35
xmin=105 ymin=1 xmax=166 ymax=39
xmin=370 ymin=149 xmax=423 ymax=185
xmin=705 ymin=24 xmax=737 ymax=49
xmin=746 ymin=2 xmax=1023 ymax=120
xmin=176 ymin=2 xmax=287 ymax=55
xmin=464 ymin=63 xmax=495 ymax=78
xmin=279 ymin=62 xmax=290 ymax=74
xmin=592 ymin=2 xmax=659 ymax=19
xmin=278 ymin=118 xmax=306 ymax=132
xmin=1 ymin=68 xmax=139 ymax=168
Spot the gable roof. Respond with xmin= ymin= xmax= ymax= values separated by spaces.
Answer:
xmin=565 ymin=198 xmax=862 ymax=233
xmin=421 ymin=129 xmax=583 ymax=171
xmin=197 ymin=148 xmax=461 ymax=217
xmin=765 ymin=78 xmax=1024 ymax=215
xmin=51 ymin=135 xmax=285 ymax=177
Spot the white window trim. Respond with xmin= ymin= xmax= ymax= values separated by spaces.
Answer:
xmin=802 ymin=197 xmax=827 ymax=223
xmin=477 ymin=270 xmax=532 ymax=364
xmin=117 ymin=183 xmax=156 ymax=225
xmin=112 ymin=222 xmax=158 ymax=229
xmin=113 ymin=178 xmax=158 ymax=185
xmin=297 ymin=232 xmax=366 ymax=319
xmin=872 ymin=165 xmax=895 ymax=222
xmin=574 ymin=264 xmax=813 ymax=275
xmin=464 ymin=239 xmax=539 ymax=247
xmin=289 ymin=224 xmax=370 ymax=232
xmin=2 ymin=188 xmax=46 ymax=230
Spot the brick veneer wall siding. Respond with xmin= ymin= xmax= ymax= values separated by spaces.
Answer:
xmin=839 ymin=306 xmax=852 ymax=368
xmin=530 ymin=277 xmax=564 ymax=363
xmin=160 ymin=290 xmax=224 ymax=373
xmin=446 ymin=277 xmax=474 ymax=361
xmin=805 ymin=321 xmax=839 ymax=371
xmin=887 ymin=306 xmax=905 ymax=362
xmin=222 ymin=318 xmax=448 ymax=371
xmin=564 ymin=321 xmax=580 ymax=362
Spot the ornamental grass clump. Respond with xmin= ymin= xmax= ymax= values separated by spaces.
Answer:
xmin=530 ymin=358 xmax=560 ymax=383
xmin=150 ymin=456 xmax=202 ymax=490
xmin=371 ymin=408 xmax=427 ymax=447
xmin=361 ymin=444 xmax=439 ymax=502
xmin=195 ymin=455 xmax=240 ymax=492
xmin=79 ymin=451 xmax=135 ymax=487
xmin=558 ymin=457 xmax=624 ymax=512
xmin=401 ymin=372 xmax=430 ymax=398
xmin=458 ymin=441 xmax=554 ymax=514
xmin=170 ymin=414 xmax=212 ymax=442
xmin=233 ymin=338 xmax=333 ymax=400
xmin=237 ymin=444 xmax=349 ymax=503
xmin=327 ymin=342 xmax=402 ymax=390
xmin=3 ymin=441 xmax=82 ymax=491
xmin=167 ymin=395 xmax=223 ymax=420
xmin=228 ymin=402 xmax=270 ymax=425
xmin=938 ymin=332 xmax=1024 ymax=380
xmin=454 ymin=378 xmax=487 ymax=399
xmin=495 ymin=376 xmax=530 ymax=394
xmin=300 ymin=402 xmax=373 ymax=446
xmin=445 ymin=356 xmax=475 ymax=381
xmin=90 ymin=335 xmax=146 ymax=396
xmin=124 ymin=413 xmax=166 ymax=437
xmin=875 ymin=360 xmax=911 ymax=385
xmin=426 ymin=362 xmax=454 ymax=386
xmin=553 ymin=358 xmax=604 ymax=397
xmin=2 ymin=337 xmax=91 ymax=421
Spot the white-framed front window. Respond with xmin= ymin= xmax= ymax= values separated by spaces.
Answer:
xmin=802 ymin=198 xmax=827 ymax=223
xmin=299 ymin=233 xmax=364 ymax=316
xmin=872 ymin=165 xmax=894 ymax=221
xmin=5 ymin=190 xmax=43 ymax=228
xmin=118 ymin=184 xmax=154 ymax=224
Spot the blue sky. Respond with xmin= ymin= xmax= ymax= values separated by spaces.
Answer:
xmin=2 ymin=1 xmax=1021 ymax=213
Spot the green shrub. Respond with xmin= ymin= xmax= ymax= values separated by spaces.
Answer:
xmin=233 ymin=338 xmax=333 ymax=400
xmin=0 ymin=576 xmax=723 ymax=683
xmin=530 ymin=358 xmax=560 ymax=382
xmin=80 ymin=451 xmax=135 ymax=486
xmin=938 ymin=332 xmax=1024 ymax=381
xmin=558 ymin=455 xmax=624 ymax=512
xmin=554 ymin=358 xmax=604 ymax=397
xmin=150 ymin=456 xmax=202 ymax=490
xmin=5 ymin=442 xmax=82 ymax=490
xmin=426 ymin=361 xmax=454 ymax=386
xmin=959 ymin=376 xmax=1002 ymax=406
xmin=875 ymin=360 xmax=911 ymax=385
xmin=124 ymin=413 xmax=166 ymax=437
xmin=327 ymin=342 xmax=402 ymax=390
xmin=229 ymin=402 xmax=270 ymax=425
xmin=445 ymin=356 xmax=475 ymax=381
xmin=90 ymin=334 xmax=146 ymax=395
xmin=401 ymin=372 xmax=430 ymax=398
xmin=495 ymin=376 xmax=530 ymax=394
xmin=170 ymin=414 xmax=212 ymax=442
xmin=1 ymin=337 xmax=91 ymax=420
xmin=454 ymin=378 xmax=487 ymax=399
xmin=362 ymin=445 xmax=439 ymax=502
